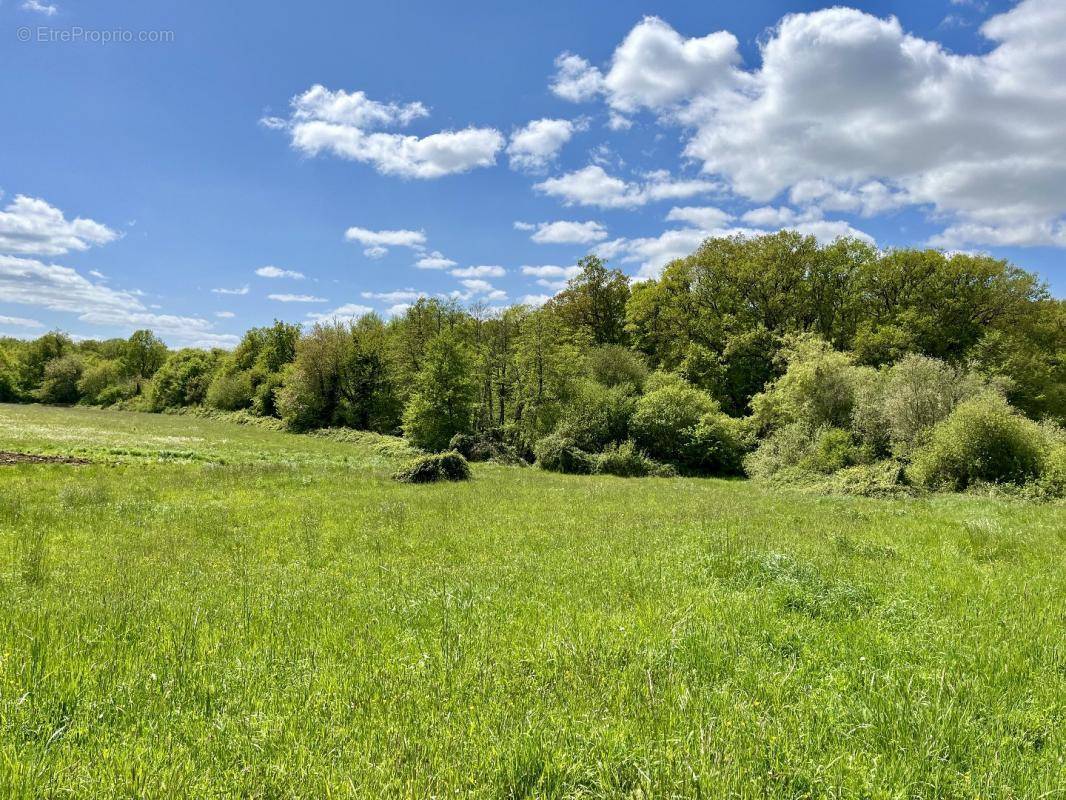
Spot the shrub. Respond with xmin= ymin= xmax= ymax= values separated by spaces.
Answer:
xmin=252 ymin=371 xmax=285 ymax=417
xmin=594 ymin=440 xmax=673 ymax=477
xmin=38 ymin=355 xmax=84 ymax=404
xmin=630 ymin=378 xmax=718 ymax=465
xmin=743 ymin=422 xmax=815 ymax=481
xmin=448 ymin=430 xmax=525 ymax=465
xmin=910 ymin=394 xmax=1047 ymax=490
xmin=854 ymin=354 xmax=988 ymax=458
xmin=207 ymin=370 xmax=255 ymax=411
xmin=533 ymin=433 xmax=594 ymax=474
xmin=1037 ymin=444 xmax=1066 ymax=498
xmin=799 ymin=427 xmax=862 ymax=475
xmin=555 ymin=381 xmax=636 ymax=452
xmin=586 ymin=345 xmax=648 ymax=390
xmin=688 ymin=410 xmax=751 ymax=474
xmin=751 ymin=335 xmax=866 ymax=432
xmin=402 ymin=331 xmax=477 ymax=451
xmin=77 ymin=359 xmax=125 ymax=405
xmin=149 ymin=350 xmax=217 ymax=410
xmin=393 ymin=451 xmax=471 ymax=483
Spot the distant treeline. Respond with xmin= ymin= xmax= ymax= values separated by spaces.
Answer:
xmin=2 ymin=232 xmax=1063 ymax=493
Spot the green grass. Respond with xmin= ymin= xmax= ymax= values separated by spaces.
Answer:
xmin=1 ymin=403 xmax=1064 ymax=798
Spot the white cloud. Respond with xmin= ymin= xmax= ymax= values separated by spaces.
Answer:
xmin=305 ymin=303 xmax=375 ymax=324
xmin=211 ymin=285 xmax=249 ymax=295
xmin=344 ymin=226 xmax=427 ymax=259
xmin=268 ymin=293 xmax=327 ymax=303
xmin=550 ymin=53 xmax=605 ymax=102
xmin=519 ymin=294 xmax=552 ymax=307
xmin=256 ymin=265 xmax=305 ymax=279
xmin=0 ymin=314 xmax=44 ymax=328
xmin=521 ymin=264 xmax=581 ymax=291
xmin=215 ymin=311 xmax=236 ymax=319
xmin=557 ymin=2 xmax=1066 ymax=248
xmin=665 ymin=206 xmax=734 ymax=229
xmin=450 ymin=265 xmax=506 ymax=278
xmin=507 ymin=118 xmax=583 ymax=171
xmin=415 ymin=250 xmax=457 ymax=269
xmin=270 ymin=85 xmax=504 ymax=179
xmin=0 ymin=195 xmax=119 ymax=256
xmin=360 ymin=289 xmax=426 ymax=303
xmin=0 ymin=254 xmax=234 ymax=347
xmin=521 ymin=219 xmax=608 ymax=245
xmin=535 ymin=165 xmax=718 ymax=208
xmin=21 ymin=0 xmax=57 ymax=16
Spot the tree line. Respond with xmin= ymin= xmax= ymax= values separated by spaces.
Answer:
xmin=2 ymin=232 xmax=1063 ymax=492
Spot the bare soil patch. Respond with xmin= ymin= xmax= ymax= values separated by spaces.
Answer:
xmin=0 ymin=451 xmax=91 ymax=466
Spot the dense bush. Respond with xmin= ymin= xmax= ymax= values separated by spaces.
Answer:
xmin=38 ymin=355 xmax=84 ymax=404
xmin=534 ymin=433 xmax=594 ymax=474
xmin=594 ymin=440 xmax=674 ymax=478
xmin=586 ymin=344 xmax=648 ymax=390
xmin=630 ymin=377 xmax=718 ymax=465
xmin=448 ymin=430 xmax=524 ymax=465
xmin=555 ymin=380 xmax=635 ymax=452
xmin=910 ymin=394 xmax=1047 ymax=490
xmin=743 ymin=422 xmax=816 ymax=481
xmin=688 ymin=410 xmax=751 ymax=474
xmin=77 ymin=360 xmax=124 ymax=405
xmin=402 ymin=331 xmax=477 ymax=451
xmin=149 ymin=350 xmax=217 ymax=411
xmin=393 ymin=451 xmax=471 ymax=483
xmin=207 ymin=370 xmax=255 ymax=411
xmin=799 ymin=427 xmax=864 ymax=475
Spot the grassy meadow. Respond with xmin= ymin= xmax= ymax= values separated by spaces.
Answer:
xmin=1 ymin=403 xmax=1064 ymax=798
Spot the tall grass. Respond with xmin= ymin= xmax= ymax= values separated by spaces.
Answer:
xmin=0 ymin=403 xmax=1063 ymax=797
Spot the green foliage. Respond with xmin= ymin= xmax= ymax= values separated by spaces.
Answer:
xmin=393 ymin=450 xmax=471 ymax=483
xmin=555 ymin=380 xmax=635 ymax=452
xmin=688 ymin=410 xmax=751 ymax=475
xmin=77 ymin=359 xmax=131 ymax=405
xmin=148 ymin=349 xmax=217 ymax=410
xmin=402 ymin=330 xmax=478 ymax=451
xmin=448 ymin=430 xmax=524 ymax=465
xmin=533 ymin=433 xmax=594 ymax=474
xmin=752 ymin=335 xmax=866 ymax=433
xmin=251 ymin=370 xmax=286 ymax=418
xmin=38 ymin=354 xmax=84 ymax=404
xmin=798 ymin=427 xmax=863 ymax=475
xmin=122 ymin=330 xmax=167 ymax=385
xmin=743 ymin=422 xmax=818 ymax=481
xmin=551 ymin=255 xmax=630 ymax=345
xmin=586 ymin=344 xmax=648 ymax=389
xmin=0 ymin=346 xmax=22 ymax=402
xmin=206 ymin=369 xmax=255 ymax=411
xmin=852 ymin=354 xmax=987 ymax=458
xmin=630 ymin=376 xmax=718 ymax=466
xmin=910 ymin=394 xmax=1048 ymax=490
xmin=594 ymin=440 xmax=674 ymax=478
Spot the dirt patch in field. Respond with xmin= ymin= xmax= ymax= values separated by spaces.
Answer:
xmin=0 ymin=451 xmax=91 ymax=466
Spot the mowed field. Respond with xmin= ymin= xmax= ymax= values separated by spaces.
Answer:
xmin=0 ymin=404 xmax=1063 ymax=798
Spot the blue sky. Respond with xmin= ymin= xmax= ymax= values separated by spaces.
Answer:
xmin=1 ymin=0 xmax=1062 ymax=347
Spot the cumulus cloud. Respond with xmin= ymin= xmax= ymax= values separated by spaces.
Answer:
xmin=360 ymin=289 xmax=427 ymax=303
xmin=0 ymin=254 xmax=235 ymax=347
xmin=535 ymin=165 xmax=718 ymax=208
xmin=268 ymin=294 xmax=327 ymax=303
xmin=521 ymin=264 xmax=581 ymax=291
xmin=555 ymin=1 xmax=1066 ymax=248
xmin=415 ymin=250 xmax=457 ymax=269
xmin=267 ymin=85 xmax=504 ymax=179
xmin=345 ymin=226 xmax=427 ymax=258
xmin=256 ymin=265 xmax=305 ymax=279
xmin=305 ymin=303 xmax=375 ymax=324
xmin=518 ymin=219 xmax=608 ymax=245
xmin=507 ymin=118 xmax=584 ymax=171
xmin=550 ymin=54 xmax=605 ymax=102
xmin=598 ymin=204 xmax=872 ymax=280
xmin=0 ymin=195 xmax=119 ymax=256
xmin=451 ymin=265 xmax=506 ymax=278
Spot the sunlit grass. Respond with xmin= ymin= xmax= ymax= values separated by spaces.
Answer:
xmin=0 ymin=403 xmax=1063 ymax=797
